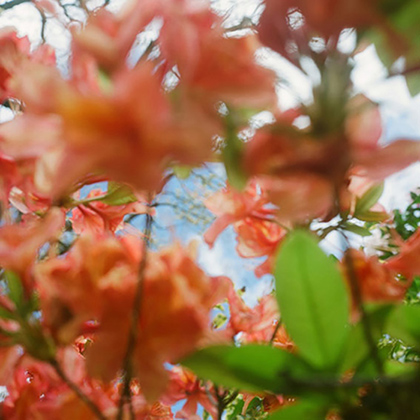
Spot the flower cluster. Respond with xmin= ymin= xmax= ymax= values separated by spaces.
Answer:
xmin=1 ymin=0 xmax=420 ymax=419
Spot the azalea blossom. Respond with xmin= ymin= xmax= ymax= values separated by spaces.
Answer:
xmin=0 ymin=0 xmax=276 ymax=199
xmin=241 ymin=98 xmax=420 ymax=223
xmin=0 ymin=208 xmax=65 ymax=293
xmin=384 ymin=229 xmax=420 ymax=280
xmin=162 ymin=366 xmax=217 ymax=420
xmin=341 ymin=249 xmax=412 ymax=320
xmin=70 ymin=188 xmax=149 ymax=235
xmin=36 ymin=235 xmax=229 ymax=401
xmin=204 ymin=183 xmax=286 ymax=277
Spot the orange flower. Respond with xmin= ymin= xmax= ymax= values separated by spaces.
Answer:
xmin=242 ymin=100 xmax=420 ymax=223
xmin=258 ymin=0 xmax=411 ymax=69
xmin=70 ymin=188 xmax=149 ymax=235
xmin=341 ymin=249 xmax=411 ymax=320
xmin=0 ymin=152 xmax=19 ymax=206
xmin=0 ymin=209 xmax=64 ymax=293
xmin=0 ymin=114 xmax=62 ymax=211
xmin=4 ymin=56 xmax=217 ymax=198
xmin=384 ymin=229 xmax=420 ymax=280
xmin=204 ymin=183 xmax=278 ymax=247
xmin=235 ymin=218 xmax=285 ymax=277
xmin=0 ymin=28 xmax=30 ymax=102
xmin=228 ymin=290 xmax=280 ymax=344
xmin=35 ymin=233 xmax=140 ymax=345
xmin=159 ymin=1 xmax=276 ymax=109
xmin=71 ymin=3 xmax=159 ymax=74
xmin=65 ymin=242 xmax=230 ymax=401
xmin=257 ymin=0 xmax=397 ymax=65
xmin=163 ymin=366 xmax=217 ymax=419
xmin=2 ymin=348 xmax=116 ymax=420
xmin=133 ymin=246 xmax=229 ymax=401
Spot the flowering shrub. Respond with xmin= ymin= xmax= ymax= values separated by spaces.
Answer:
xmin=1 ymin=0 xmax=420 ymax=419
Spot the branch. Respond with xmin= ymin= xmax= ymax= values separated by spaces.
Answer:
xmin=34 ymin=3 xmax=47 ymax=43
xmin=342 ymin=235 xmax=384 ymax=376
xmin=0 ymin=0 xmax=31 ymax=10
xmin=50 ymin=358 xmax=106 ymax=420
xmin=117 ymin=203 xmax=153 ymax=420
xmin=270 ymin=319 xmax=282 ymax=345
xmin=214 ymin=386 xmax=237 ymax=420
xmin=224 ymin=17 xmax=256 ymax=33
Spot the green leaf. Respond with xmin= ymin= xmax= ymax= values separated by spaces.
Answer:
xmin=341 ymin=222 xmax=372 ymax=237
xmin=98 ymin=68 xmax=113 ymax=94
xmin=212 ymin=313 xmax=228 ymax=329
xmin=339 ymin=322 xmax=368 ymax=373
xmin=0 ymin=306 xmax=15 ymax=321
xmin=172 ymin=165 xmax=192 ymax=180
xmin=181 ymin=344 xmax=310 ymax=394
xmin=274 ymin=231 xmax=349 ymax=370
xmin=340 ymin=304 xmax=393 ymax=372
xmin=225 ymin=397 xmax=245 ymax=420
xmin=406 ymin=73 xmax=420 ymax=97
xmin=268 ymin=399 xmax=328 ymax=420
xmin=4 ymin=271 xmax=24 ymax=309
xmin=354 ymin=209 xmax=389 ymax=223
xmin=354 ymin=183 xmax=384 ymax=216
xmin=222 ymin=114 xmax=248 ymax=190
xmin=352 ymin=347 xmax=390 ymax=380
xmin=384 ymin=359 xmax=417 ymax=378
xmin=100 ymin=182 xmax=137 ymax=206
xmin=386 ymin=304 xmax=420 ymax=347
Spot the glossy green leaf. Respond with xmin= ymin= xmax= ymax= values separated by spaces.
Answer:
xmin=100 ymin=182 xmax=137 ymax=206
xmin=354 ymin=183 xmax=384 ymax=216
xmin=341 ymin=222 xmax=372 ymax=237
xmin=274 ymin=231 xmax=349 ymax=369
xmin=354 ymin=209 xmax=389 ymax=223
xmin=181 ymin=344 xmax=309 ymax=394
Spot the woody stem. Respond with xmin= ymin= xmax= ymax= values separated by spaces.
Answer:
xmin=116 ymin=205 xmax=154 ymax=420
xmin=50 ymin=358 xmax=106 ymax=420
xmin=341 ymin=234 xmax=384 ymax=376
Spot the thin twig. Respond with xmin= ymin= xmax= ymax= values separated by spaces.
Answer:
xmin=341 ymin=233 xmax=384 ymax=375
xmin=214 ymin=385 xmax=226 ymax=420
xmin=203 ymin=382 xmax=218 ymax=407
xmin=214 ymin=386 xmax=238 ymax=420
xmin=224 ymin=390 xmax=239 ymax=406
xmin=50 ymin=358 xmax=107 ymax=420
xmin=116 ymin=203 xmax=153 ymax=420
xmin=270 ymin=319 xmax=282 ymax=345
xmin=35 ymin=4 xmax=47 ymax=43
xmin=0 ymin=0 xmax=31 ymax=11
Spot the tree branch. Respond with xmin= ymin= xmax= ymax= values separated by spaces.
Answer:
xmin=0 ymin=0 xmax=31 ymax=11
